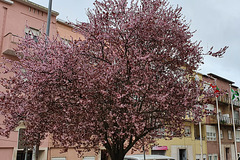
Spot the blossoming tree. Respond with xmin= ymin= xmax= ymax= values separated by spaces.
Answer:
xmin=0 ymin=0 xmax=227 ymax=160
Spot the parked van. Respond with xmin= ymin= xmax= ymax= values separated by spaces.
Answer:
xmin=124 ymin=154 xmax=175 ymax=160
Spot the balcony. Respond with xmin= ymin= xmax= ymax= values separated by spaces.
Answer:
xmin=218 ymin=95 xmax=229 ymax=104
xmin=195 ymin=136 xmax=205 ymax=140
xmin=205 ymin=114 xmax=240 ymax=126
xmin=220 ymin=115 xmax=231 ymax=125
xmin=217 ymin=95 xmax=240 ymax=107
xmin=2 ymin=32 xmax=21 ymax=56
xmin=205 ymin=115 xmax=217 ymax=124
xmin=234 ymin=119 xmax=240 ymax=126
xmin=232 ymin=100 xmax=240 ymax=107
xmin=219 ymin=115 xmax=240 ymax=126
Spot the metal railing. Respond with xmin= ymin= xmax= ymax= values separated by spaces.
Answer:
xmin=232 ymin=100 xmax=240 ymax=107
xmin=219 ymin=115 xmax=240 ymax=125
xmin=217 ymin=95 xmax=229 ymax=104
xmin=217 ymin=95 xmax=240 ymax=107
xmin=219 ymin=116 xmax=231 ymax=125
xmin=195 ymin=136 xmax=205 ymax=140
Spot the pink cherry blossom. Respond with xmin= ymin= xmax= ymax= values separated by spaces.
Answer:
xmin=0 ymin=0 xmax=227 ymax=160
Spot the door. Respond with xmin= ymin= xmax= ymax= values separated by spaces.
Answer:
xmin=179 ymin=149 xmax=187 ymax=160
xmin=225 ymin=148 xmax=230 ymax=160
xmin=16 ymin=150 xmax=32 ymax=160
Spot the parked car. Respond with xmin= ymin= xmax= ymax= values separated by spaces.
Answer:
xmin=124 ymin=154 xmax=175 ymax=160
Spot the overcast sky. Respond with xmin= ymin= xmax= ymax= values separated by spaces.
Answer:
xmin=31 ymin=0 xmax=240 ymax=87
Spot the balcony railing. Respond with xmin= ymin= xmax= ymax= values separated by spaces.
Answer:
xmin=205 ymin=115 xmax=217 ymax=124
xmin=219 ymin=115 xmax=240 ymax=126
xmin=232 ymin=100 xmax=240 ymax=107
xmin=2 ymin=32 xmax=21 ymax=56
xmin=217 ymin=95 xmax=240 ymax=107
xmin=220 ymin=116 xmax=231 ymax=125
xmin=235 ymin=118 xmax=240 ymax=125
xmin=218 ymin=95 xmax=229 ymax=104
xmin=195 ymin=136 xmax=205 ymax=140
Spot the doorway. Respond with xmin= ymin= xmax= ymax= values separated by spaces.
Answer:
xmin=225 ymin=148 xmax=230 ymax=160
xmin=17 ymin=150 xmax=32 ymax=160
xmin=179 ymin=149 xmax=187 ymax=160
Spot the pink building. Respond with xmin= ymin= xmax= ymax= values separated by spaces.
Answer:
xmin=0 ymin=1 xmax=86 ymax=160
xmin=0 ymin=0 xmax=59 ymax=56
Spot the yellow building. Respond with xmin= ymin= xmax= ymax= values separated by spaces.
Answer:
xmin=154 ymin=121 xmax=207 ymax=160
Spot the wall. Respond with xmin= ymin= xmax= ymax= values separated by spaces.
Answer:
xmin=155 ymin=122 xmax=208 ymax=160
xmin=0 ymin=0 xmax=57 ymax=55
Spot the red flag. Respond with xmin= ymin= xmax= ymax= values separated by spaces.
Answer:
xmin=210 ymin=84 xmax=220 ymax=96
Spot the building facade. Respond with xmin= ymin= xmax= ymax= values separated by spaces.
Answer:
xmin=203 ymin=73 xmax=240 ymax=160
xmin=0 ymin=0 xmax=85 ymax=160
xmin=153 ymin=73 xmax=240 ymax=160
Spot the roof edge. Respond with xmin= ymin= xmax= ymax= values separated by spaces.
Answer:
xmin=1 ymin=0 xmax=14 ymax=5
xmin=14 ymin=0 xmax=59 ymax=16
xmin=207 ymin=73 xmax=235 ymax=84
xmin=57 ymin=19 xmax=73 ymax=27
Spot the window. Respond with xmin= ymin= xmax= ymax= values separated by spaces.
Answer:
xmin=184 ymin=126 xmax=191 ymax=137
xmin=236 ymin=131 xmax=240 ymax=142
xmin=185 ymin=111 xmax=191 ymax=119
xmin=157 ymin=127 xmax=165 ymax=136
xmin=228 ymin=130 xmax=232 ymax=139
xmin=220 ymin=130 xmax=223 ymax=139
xmin=208 ymin=154 xmax=217 ymax=160
xmin=196 ymin=154 xmax=206 ymax=160
xmin=51 ymin=158 xmax=66 ymax=160
xmin=18 ymin=128 xmax=26 ymax=149
xmin=25 ymin=27 xmax=40 ymax=42
xmin=206 ymin=125 xmax=216 ymax=141
xmin=151 ymin=150 xmax=166 ymax=155
xmin=205 ymin=104 xmax=215 ymax=115
xmin=17 ymin=150 xmax=32 ymax=160
xmin=61 ymin=38 xmax=71 ymax=46
xmin=235 ymin=110 xmax=239 ymax=119
xmin=83 ymin=157 xmax=95 ymax=160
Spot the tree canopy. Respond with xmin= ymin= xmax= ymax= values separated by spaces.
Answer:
xmin=0 ymin=0 xmax=227 ymax=160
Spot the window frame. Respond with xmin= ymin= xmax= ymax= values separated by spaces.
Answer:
xmin=206 ymin=125 xmax=216 ymax=141
xmin=228 ymin=130 xmax=232 ymax=139
xmin=184 ymin=126 xmax=191 ymax=137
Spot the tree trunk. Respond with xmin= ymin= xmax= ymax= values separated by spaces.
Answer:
xmin=106 ymin=144 xmax=127 ymax=160
xmin=109 ymin=152 xmax=125 ymax=160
